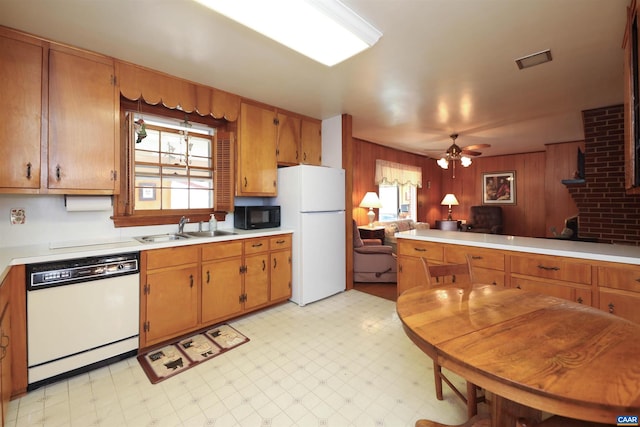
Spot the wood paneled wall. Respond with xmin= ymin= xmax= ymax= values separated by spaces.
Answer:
xmin=352 ymin=138 xmax=440 ymax=226
xmin=353 ymin=137 xmax=559 ymax=238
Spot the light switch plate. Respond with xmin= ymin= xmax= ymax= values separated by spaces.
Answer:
xmin=10 ymin=208 xmax=25 ymax=225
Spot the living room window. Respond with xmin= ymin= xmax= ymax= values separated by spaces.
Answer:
xmin=379 ymin=184 xmax=417 ymax=221
xmin=375 ymin=159 xmax=421 ymax=221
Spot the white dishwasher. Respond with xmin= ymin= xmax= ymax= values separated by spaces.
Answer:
xmin=26 ymin=252 xmax=140 ymax=389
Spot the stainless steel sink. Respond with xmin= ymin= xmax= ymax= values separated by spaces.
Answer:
xmin=185 ymin=230 xmax=237 ymax=238
xmin=134 ymin=233 xmax=192 ymax=243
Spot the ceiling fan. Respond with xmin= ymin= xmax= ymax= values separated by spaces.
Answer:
xmin=436 ymin=133 xmax=491 ymax=178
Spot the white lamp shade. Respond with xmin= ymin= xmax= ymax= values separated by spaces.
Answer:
xmin=440 ymin=194 xmax=459 ymax=206
xmin=359 ymin=192 xmax=383 ymax=208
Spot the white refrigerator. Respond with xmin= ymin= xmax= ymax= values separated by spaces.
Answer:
xmin=275 ymin=165 xmax=346 ymax=306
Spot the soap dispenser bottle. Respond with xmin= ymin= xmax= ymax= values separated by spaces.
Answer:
xmin=209 ymin=213 xmax=217 ymax=231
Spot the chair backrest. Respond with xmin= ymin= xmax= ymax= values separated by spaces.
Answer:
xmin=421 ymin=255 xmax=475 ymax=288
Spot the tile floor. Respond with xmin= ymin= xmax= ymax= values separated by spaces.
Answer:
xmin=6 ymin=290 xmax=469 ymax=427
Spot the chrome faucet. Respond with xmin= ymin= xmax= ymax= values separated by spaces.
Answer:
xmin=178 ymin=216 xmax=189 ymax=233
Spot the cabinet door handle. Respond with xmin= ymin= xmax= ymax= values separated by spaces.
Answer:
xmin=26 ymin=162 xmax=32 ymax=179
xmin=262 ymin=260 xmax=266 ymax=271
xmin=55 ymin=164 xmax=62 ymax=181
xmin=608 ymin=302 xmax=615 ymax=314
xmin=273 ymin=258 xmax=277 ymax=269
xmin=537 ymin=264 xmax=559 ymax=271
xmin=303 ymin=152 xmax=307 ymax=161
xmin=189 ymin=274 xmax=194 ymax=288
xmin=244 ymin=177 xmax=248 ymax=187
xmin=206 ymin=270 xmax=210 ymax=284
xmin=576 ymin=296 xmax=583 ymax=304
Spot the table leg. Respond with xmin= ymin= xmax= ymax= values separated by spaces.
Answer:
xmin=415 ymin=414 xmax=490 ymax=427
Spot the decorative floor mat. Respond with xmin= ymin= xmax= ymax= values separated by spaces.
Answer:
xmin=137 ymin=324 xmax=249 ymax=384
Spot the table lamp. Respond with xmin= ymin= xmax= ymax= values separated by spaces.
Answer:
xmin=359 ymin=192 xmax=383 ymax=227
xmin=441 ymin=193 xmax=459 ymax=221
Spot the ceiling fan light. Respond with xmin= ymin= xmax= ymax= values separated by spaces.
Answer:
xmin=437 ymin=158 xmax=449 ymax=169
xmin=460 ymin=156 xmax=472 ymax=167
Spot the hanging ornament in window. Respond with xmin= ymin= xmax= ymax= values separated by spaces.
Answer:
xmin=134 ymin=118 xmax=147 ymax=143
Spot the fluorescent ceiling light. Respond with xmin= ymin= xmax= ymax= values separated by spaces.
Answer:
xmin=515 ymin=49 xmax=553 ymax=70
xmin=193 ymin=0 xmax=382 ymax=66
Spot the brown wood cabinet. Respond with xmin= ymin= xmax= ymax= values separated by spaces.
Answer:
xmin=276 ymin=112 xmax=301 ymax=165
xmin=201 ymin=241 xmax=244 ymax=324
xmin=301 ymin=118 xmax=322 ymax=165
xmin=140 ymin=246 xmax=200 ymax=348
xmin=597 ymin=264 xmax=640 ymax=323
xmin=0 ymin=273 xmax=11 ymax=427
xmin=48 ymin=46 xmax=119 ymax=194
xmin=141 ymin=233 xmax=292 ymax=349
xmin=397 ymin=240 xmax=443 ymax=295
xmin=237 ymin=102 xmax=278 ymax=196
xmin=270 ymin=235 xmax=292 ymax=301
xmin=444 ymin=245 xmax=505 ymax=287
xmin=0 ymin=29 xmax=43 ymax=192
xmin=397 ymin=238 xmax=640 ymax=322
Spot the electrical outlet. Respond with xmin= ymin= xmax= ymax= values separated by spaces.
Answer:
xmin=10 ymin=208 xmax=25 ymax=225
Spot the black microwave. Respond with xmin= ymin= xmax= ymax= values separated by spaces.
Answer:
xmin=234 ymin=206 xmax=281 ymax=230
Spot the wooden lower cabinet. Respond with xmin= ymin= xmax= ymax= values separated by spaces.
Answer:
xmin=396 ymin=238 xmax=640 ymax=324
xmin=201 ymin=241 xmax=244 ymax=324
xmin=397 ymin=240 xmax=443 ymax=296
xmin=270 ymin=235 xmax=292 ymax=301
xmin=141 ymin=246 xmax=200 ymax=348
xmin=512 ymin=277 xmax=591 ymax=305
xmin=0 ymin=276 xmax=11 ymax=427
xmin=141 ymin=233 xmax=292 ymax=349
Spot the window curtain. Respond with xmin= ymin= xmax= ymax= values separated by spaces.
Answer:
xmin=374 ymin=159 xmax=422 ymax=188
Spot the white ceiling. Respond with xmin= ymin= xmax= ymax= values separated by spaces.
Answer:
xmin=0 ymin=0 xmax=629 ymax=158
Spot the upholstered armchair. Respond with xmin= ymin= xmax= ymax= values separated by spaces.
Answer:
xmin=352 ymin=220 xmax=397 ymax=283
xmin=466 ymin=206 xmax=503 ymax=234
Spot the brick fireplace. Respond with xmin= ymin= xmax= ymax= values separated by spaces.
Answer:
xmin=567 ymin=104 xmax=640 ymax=245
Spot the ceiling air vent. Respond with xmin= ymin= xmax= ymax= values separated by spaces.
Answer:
xmin=515 ymin=49 xmax=552 ymax=70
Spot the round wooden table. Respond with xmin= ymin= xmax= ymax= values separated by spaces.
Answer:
xmin=396 ymin=285 xmax=640 ymax=427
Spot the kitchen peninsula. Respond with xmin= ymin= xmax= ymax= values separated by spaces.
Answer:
xmin=396 ymin=229 xmax=640 ymax=323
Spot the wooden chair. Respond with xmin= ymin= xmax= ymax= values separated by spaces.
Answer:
xmin=420 ymin=255 xmax=485 ymax=418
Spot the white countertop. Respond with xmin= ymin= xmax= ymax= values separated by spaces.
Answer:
xmin=0 ymin=228 xmax=293 ymax=282
xmin=397 ymin=229 xmax=640 ymax=265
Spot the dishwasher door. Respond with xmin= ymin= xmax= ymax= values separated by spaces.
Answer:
xmin=27 ymin=274 xmax=139 ymax=384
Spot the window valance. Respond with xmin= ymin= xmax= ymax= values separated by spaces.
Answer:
xmin=116 ymin=61 xmax=240 ymax=122
xmin=375 ymin=159 xmax=422 ymax=187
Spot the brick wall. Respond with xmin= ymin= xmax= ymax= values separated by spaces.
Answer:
xmin=567 ymin=104 xmax=640 ymax=245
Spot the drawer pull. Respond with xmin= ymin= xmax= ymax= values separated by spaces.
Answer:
xmin=276 ymin=239 xmax=286 ymax=244
xmin=471 ymin=255 xmax=483 ymax=260
xmin=608 ymin=302 xmax=615 ymax=314
xmin=252 ymin=243 xmax=263 ymax=248
xmin=537 ymin=264 xmax=559 ymax=271
xmin=576 ymin=296 xmax=583 ymax=304
xmin=414 ymin=247 xmax=427 ymax=252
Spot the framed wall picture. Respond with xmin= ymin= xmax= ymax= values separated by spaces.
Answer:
xmin=139 ymin=183 xmax=157 ymax=201
xmin=482 ymin=171 xmax=516 ymax=205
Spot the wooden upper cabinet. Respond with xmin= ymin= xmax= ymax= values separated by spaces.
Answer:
xmin=276 ymin=112 xmax=300 ymax=165
xmin=237 ymin=102 xmax=277 ymax=196
xmin=48 ymin=47 xmax=118 ymax=194
xmin=0 ymin=30 xmax=43 ymax=192
xmin=301 ymin=118 xmax=321 ymax=165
